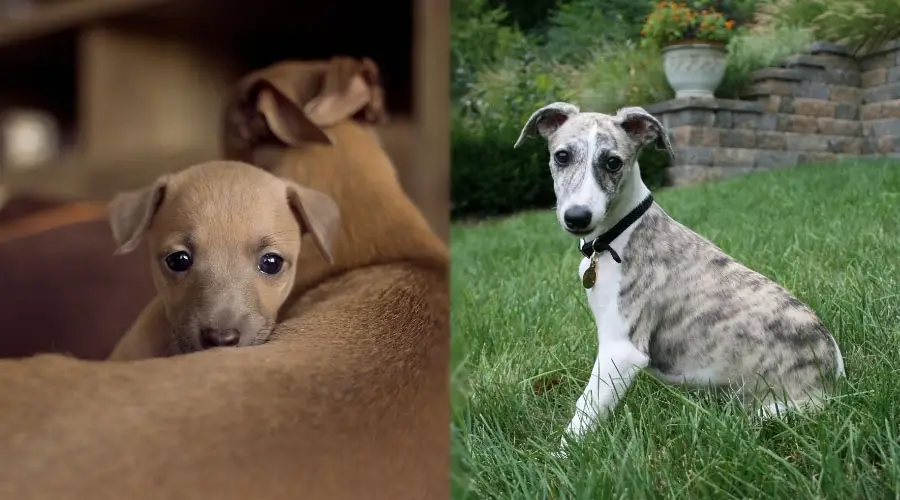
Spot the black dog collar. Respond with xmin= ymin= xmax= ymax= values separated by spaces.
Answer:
xmin=579 ymin=194 xmax=654 ymax=264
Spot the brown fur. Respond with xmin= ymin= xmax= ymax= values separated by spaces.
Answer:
xmin=0 ymin=57 xmax=450 ymax=500
xmin=107 ymin=161 xmax=340 ymax=358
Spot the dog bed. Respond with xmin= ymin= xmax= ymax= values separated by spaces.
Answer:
xmin=0 ymin=195 xmax=155 ymax=359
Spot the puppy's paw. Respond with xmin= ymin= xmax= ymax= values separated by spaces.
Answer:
xmin=562 ymin=418 xmax=588 ymax=442
xmin=755 ymin=396 xmax=822 ymax=420
xmin=756 ymin=401 xmax=790 ymax=419
xmin=553 ymin=437 xmax=570 ymax=459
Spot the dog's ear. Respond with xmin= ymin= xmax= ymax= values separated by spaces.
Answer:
xmin=107 ymin=177 xmax=168 ymax=256
xmin=615 ymin=106 xmax=675 ymax=160
xmin=224 ymin=68 xmax=334 ymax=160
xmin=303 ymin=57 xmax=387 ymax=128
xmin=514 ymin=102 xmax=580 ymax=148
xmin=255 ymin=83 xmax=333 ymax=147
xmin=225 ymin=58 xmax=387 ymax=157
xmin=284 ymin=181 xmax=341 ymax=265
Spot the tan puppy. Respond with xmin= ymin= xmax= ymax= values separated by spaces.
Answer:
xmin=0 ymin=57 xmax=449 ymax=500
xmin=107 ymin=161 xmax=339 ymax=360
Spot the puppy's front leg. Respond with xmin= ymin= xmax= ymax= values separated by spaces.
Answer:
xmin=563 ymin=342 xmax=647 ymax=440
xmin=107 ymin=297 xmax=172 ymax=361
xmin=561 ymin=306 xmax=647 ymax=449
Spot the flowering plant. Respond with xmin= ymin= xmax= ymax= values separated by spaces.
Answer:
xmin=641 ymin=1 xmax=736 ymax=49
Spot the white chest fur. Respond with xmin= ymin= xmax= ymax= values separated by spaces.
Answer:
xmin=577 ymin=221 xmax=641 ymax=342
xmin=578 ymin=254 xmax=621 ymax=321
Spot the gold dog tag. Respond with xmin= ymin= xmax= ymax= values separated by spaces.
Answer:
xmin=582 ymin=253 xmax=599 ymax=289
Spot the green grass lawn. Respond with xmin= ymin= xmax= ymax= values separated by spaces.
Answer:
xmin=450 ymin=160 xmax=900 ymax=499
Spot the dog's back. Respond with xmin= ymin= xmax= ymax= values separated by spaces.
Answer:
xmin=229 ymin=58 xmax=451 ymax=497
xmin=623 ymin=204 xmax=842 ymax=401
xmin=241 ymin=70 xmax=452 ymax=498
xmin=0 ymin=274 xmax=448 ymax=500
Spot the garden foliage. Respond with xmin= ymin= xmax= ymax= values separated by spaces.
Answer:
xmin=450 ymin=0 xmax=888 ymax=219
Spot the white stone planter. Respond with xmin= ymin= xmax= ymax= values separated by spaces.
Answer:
xmin=662 ymin=43 xmax=728 ymax=99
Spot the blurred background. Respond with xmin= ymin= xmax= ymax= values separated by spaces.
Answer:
xmin=450 ymin=0 xmax=895 ymax=219
xmin=0 ymin=0 xmax=449 ymax=359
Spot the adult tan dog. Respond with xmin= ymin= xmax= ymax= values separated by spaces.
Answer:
xmin=0 ymin=57 xmax=450 ymax=500
xmin=107 ymin=161 xmax=339 ymax=359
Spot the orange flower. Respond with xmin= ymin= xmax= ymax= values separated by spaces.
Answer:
xmin=725 ymin=20 xmax=735 ymax=29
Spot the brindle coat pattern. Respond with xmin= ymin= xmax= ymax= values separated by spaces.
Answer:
xmin=621 ymin=204 xmax=840 ymax=404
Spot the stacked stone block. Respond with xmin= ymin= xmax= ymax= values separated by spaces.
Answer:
xmin=858 ymin=41 xmax=900 ymax=155
xmin=644 ymin=41 xmax=895 ymax=186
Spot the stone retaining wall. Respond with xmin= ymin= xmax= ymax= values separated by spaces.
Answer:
xmin=645 ymin=41 xmax=900 ymax=186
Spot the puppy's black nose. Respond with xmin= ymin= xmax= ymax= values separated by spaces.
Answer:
xmin=563 ymin=205 xmax=593 ymax=231
xmin=200 ymin=328 xmax=240 ymax=348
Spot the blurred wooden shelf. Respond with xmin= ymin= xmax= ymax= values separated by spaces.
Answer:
xmin=0 ymin=0 xmax=169 ymax=48
xmin=0 ymin=0 xmax=415 ymax=194
xmin=0 ymin=0 xmax=449 ymax=240
xmin=0 ymin=149 xmax=215 ymax=201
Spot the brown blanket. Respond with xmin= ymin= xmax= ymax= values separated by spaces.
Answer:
xmin=0 ymin=198 xmax=154 ymax=359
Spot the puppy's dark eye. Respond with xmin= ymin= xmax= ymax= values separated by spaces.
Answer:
xmin=258 ymin=253 xmax=284 ymax=275
xmin=553 ymin=150 xmax=571 ymax=166
xmin=605 ymin=156 xmax=623 ymax=172
xmin=164 ymin=251 xmax=192 ymax=273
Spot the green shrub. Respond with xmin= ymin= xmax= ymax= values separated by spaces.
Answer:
xmin=541 ymin=0 xmax=656 ymax=64
xmin=758 ymin=0 xmax=900 ymax=53
xmin=815 ymin=0 xmax=900 ymax=54
xmin=450 ymin=115 xmax=555 ymax=219
xmin=812 ymin=0 xmax=900 ymax=54
xmin=451 ymin=0 xmax=530 ymax=99
xmin=452 ymin=55 xmax=564 ymax=219
xmin=485 ymin=0 xmax=559 ymax=33
xmin=718 ymin=24 xmax=815 ymax=97
xmin=719 ymin=0 xmax=766 ymax=26
xmin=563 ymin=42 xmax=672 ymax=112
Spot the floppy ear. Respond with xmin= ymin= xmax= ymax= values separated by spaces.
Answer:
xmin=514 ymin=102 xmax=580 ymax=148
xmin=615 ymin=106 xmax=675 ymax=160
xmin=223 ymin=74 xmax=332 ymax=161
xmin=303 ymin=57 xmax=387 ymax=128
xmin=256 ymin=83 xmax=333 ymax=146
xmin=284 ymin=181 xmax=341 ymax=265
xmin=107 ymin=177 xmax=168 ymax=256
xmin=224 ymin=57 xmax=386 ymax=155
